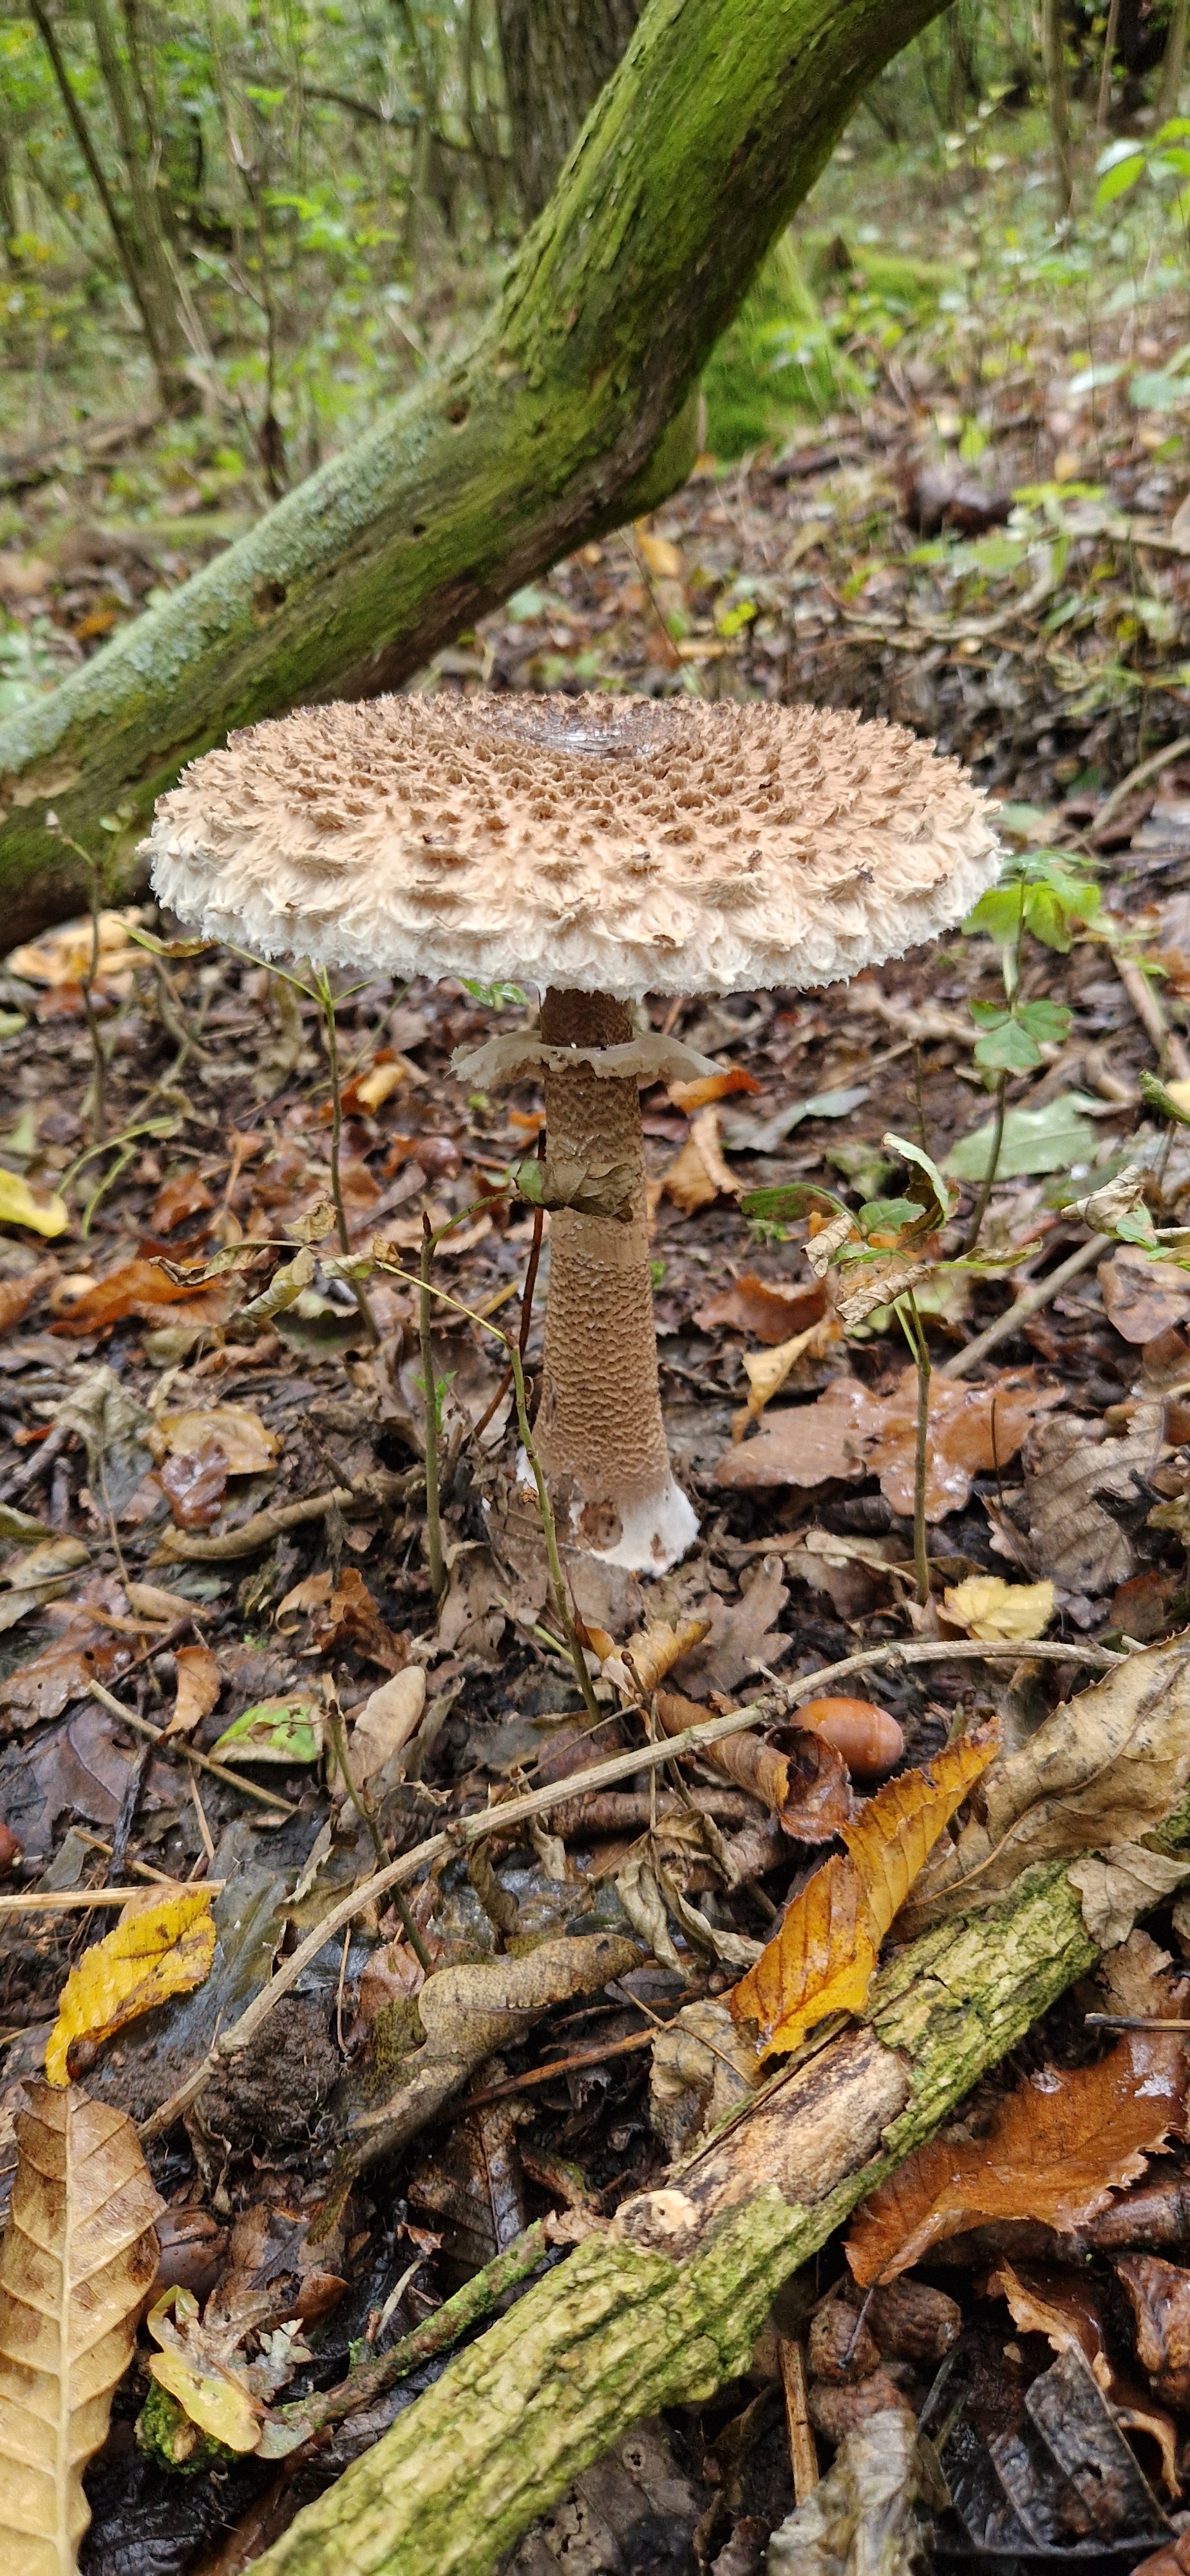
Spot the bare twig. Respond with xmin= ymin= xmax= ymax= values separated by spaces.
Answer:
xmin=1112 ymin=947 xmax=1190 ymax=1083
xmin=940 ymin=1233 xmax=1102 ymax=1379
xmin=315 ymin=964 xmax=379 ymax=1345
xmin=138 ymin=1634 xmax=1122 ymax=2142
xmin=961 ymin=1068 xmax=1008 ymax=1255
xmin=1092 ymin=735 xmax=1190 ymax=838
xmin=86 ymin=1679 xmax=294 ymax=1815
xmin=419 ymin=1215 xmax=446 ymax=1601
xmin=0 ymin=1881 xmax=224 ymax=1917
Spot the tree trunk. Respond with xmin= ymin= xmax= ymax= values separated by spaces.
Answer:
xmin=241 ymin=1859 xmax=1099 ymax=2576
xmin=87 ymin=0 xmax=189 ymax=399
xmin=496 ymin=0 xmax=645 ymax=220
xmin=0 ymin=0 xmax=952 ymax=951
xmin=1159 ymin=0 xmax=1189 ymax=118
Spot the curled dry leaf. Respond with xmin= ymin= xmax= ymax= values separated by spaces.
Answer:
xmin=45 ymin=1888 xmax=217 ymax=2086
xmin=167 ymin=1640 xmax=221 ymax=1736
xmin=1067 ymin=1845 xmax=1190 ymax=1950
xmin=846 ymin=2032 xmax=1185 ymax=2287
xmin=603 ymin=1616 xmax=712 ymax=1698
xmin=350 ymin=1667 xmax=426 ymax=1788
xmin=310 ymin=1567 xmax=408 ymax=1673
xmin=668 ymin=1069 xmax=761 ymax=1111
xmin=0 ymin=1261 xmax=57 ymax=1337
xmin=943 ymin=1575 xmax=1055 ymax=1643
xmin=1116 ymin=2256 xmax=1190 ymax=2412
xmin=731 ymin=1727 xmax=997 ymax=2058
xmin=50 ymin=1260 xmax=232 ymax=1338
xmin=738 ymin=1310 xmax=840 ymax=1426
xmin=834 ymin=1253 xmax=937 ymax=1332
xmin=1099 ymin=1249 xmax=1190 ymax=1347
xmin=695 ymin=1271 xmax=827 ymax=1343
xmin=0 ymin=2081 xmax=163 ymax=2575
xmin=160 ymin=1440 xmax=228 ymax=1531
xmin=662 ymin=1106 xmax=740 ymax=1214
xmin=715 ymin=1366 xmax=1062 ymax=1520
xmin=914 ymin=1639 xmax=1190 ymax=1916
xmin=151 ymin=1406 xmax=279 ymax=1476
xmin=767 ymin=2406 xmax=921 ymax=2576
xmin=655 ymin=1689 xmax=854 ymax=1839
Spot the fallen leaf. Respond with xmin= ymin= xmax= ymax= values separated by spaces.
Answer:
xmin=943 ymin=1575 xmax=1055 ymax=1642
xmin=918 ymin=1639 xmax=1190 ymax=1912
xmin=662 ymin=1107 xmax=740 ymax=1214
xmin=694 ymin=1273 xmax=827 ymax=1344
xmin=351 ymin=1667 xmax=427 ymax=1786
xmin=1117 ymin=2256 xmax=1190 ymax=2410
xmin=603 ymin=1616 xmax=712 ymax=1698
xmin=656 ymin=1690 xmax=854 ymax=1840
xmin=0 ymin=1260 xmax=56 ymax=1334
xmin=1100 ymin=1247 xmax=1190 ymax=1344
xmin=45 ymin=1887 xmax=217 ymax=2085
xmin=160 ymin=1440 xmax=229 ymax=1530
xmin=667 ymin=1068 xmax=761 ymax=1112
xmin=276 ymin=1569 xmax=334 ymax=1623
xmin=311 ymin=1567 xmax=408 ymax=1673
xmin=946 ymin=1094 xmax=1099 ymax=1180
xmin=1067 ymin=1844 xmax=1190 ymax=1949
xmin=0 ymin=2081 xmax=164 ymax=2571
xmin=846 ymin=2032 xmax=1185 ymax=2286
xmin=0 ymin=1629 xmax=135 ymax=1724
xmin=0 ymin=1169 xmax=69 ymax=1238
xmin=731 ymin=1728 xmax=996 ymax=2057
xmin=715 ymin=1367 xmax=1062 ymax=1520
xmin=739 ymin=1312 xmax=840 ymax=1425
xmin=1012 ymin=1405 xmax=1161 ymax=1597
xmin=670 ymin=1556 xmax=793 ymax=1700
xmin=636 ymin=527 xmax=683 ymax=580
xmin=212 ymin=1696 xmax=324 ymax=1763
xmin=153 ymin=1405 xmax=279 ymax=1476
xmin=149 ymin=1174 xmax=214 ymax=1235
xmin=51 ymin=1260 xmax=231 ymax=1336
xmin=145 ymin=2284 xmax=261 ymax=2456
xmin=168 ymin=1641 xmax=221 ymax=1736
xmin=767 ymin=2403 xmax=921 ymax=2575
xmin=352 ymin=1059 xmax=407 ymax=1112
xmin=7 ymin=909 xmax=144 ymax=988
xmin=984 ymin=2260 xmax=1182 ymax=2499
xmin=124 ymin=1580 xmax=205 ymax=1624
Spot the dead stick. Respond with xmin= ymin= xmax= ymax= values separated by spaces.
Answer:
xmin=86 ymin=1680 xmax=295 ymax=1815
xmin=139 ymin=1634 xmax=1121 ymax=2141
xmin=153 ymin=1483 xmax=357 ymax=1562
xmin=778 ymin=2334 xmax=818 ymax=2506
xmin=1113 ymin=947 xmax=1190 ymax=1083
xmin=940 ymin=1234 xmax=1102 ymax=1380
xmin=453 ymin=2027 xmax=656 ymax=2114
xmin=0 ymin=1882 xmax=225 ymax=1917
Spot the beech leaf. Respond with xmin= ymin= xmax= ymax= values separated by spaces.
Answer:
xmin=44 ymin=1888 xmax=217 ymax=2086
xmin=0 ymin=2081 xmax=163 ymax=2573
xmin=167 ymin=1640 xmax=221 ymax=1736
xmin=847 ymin=2032 xmax=1185 ymax=2286
xmin=730 ymin=1727 xmax=997 ymax=2058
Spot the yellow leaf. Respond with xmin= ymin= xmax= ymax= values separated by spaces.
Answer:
xmin=147 ymin=2346 xmax=261 ymax=2454
xmin=355 ymin=1061 xmax=406 ymax=1111
xmin=0 ymin=2083 xmax=163 ymax=2571
xmin=741 ymin=1317 xmax=835 ymax=1425
xmin=45 ymin=1888 xmax=216 ymax=2085
xmin=636 ymin=526 xmax=683 ymax=580
xmin=841 ymin=1725 xmax=999 ymax=1940
xmin=0 ymin=1168 xmax=68 ymax=1238
xmin=1165 ymin=1078 xmax=1190 ymax=1117
xmin=603 ymin=1616 xmax=712 ymax=1698
xmin=943 ymin=1574 xmax=1055 ymax=1643
xmin=730 ymin=1727 xmax=998 ymax=2060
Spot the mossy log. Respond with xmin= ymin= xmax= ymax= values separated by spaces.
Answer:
xmin=244 ymin=1859 xmax=1099 ymax=2576
xmin=0 ymin=0 xmax=950 ymax=947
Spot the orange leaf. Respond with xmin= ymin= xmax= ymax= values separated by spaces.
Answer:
xmin=841 ymin=1723 xmax=998 ymax=1940
xmin=167 ymin=1641 xmax=221 ymax=1737
xmin=731 ymin=1852 xmax=878 ymax=2058
xmin=668 ymin=1069 xmax=762 ymax=1112
xmin=847 ymin=2032 xmax=1185 ymax=2286
xmin=730 ymin=1727 xmax=998 ymax=2059
xmin=50 ymin=1260 xmax=227 ymax=1337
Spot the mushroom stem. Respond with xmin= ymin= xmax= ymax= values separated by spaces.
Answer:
xmin=535 ymin=989 xmax=697 ymax=1573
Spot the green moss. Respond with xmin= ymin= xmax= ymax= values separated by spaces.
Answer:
xmin=135 ymin=2378 xmax=237 ymax=2475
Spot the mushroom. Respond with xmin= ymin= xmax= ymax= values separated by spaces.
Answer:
xmin=147 ymin=691 xmax=999 ymax=1574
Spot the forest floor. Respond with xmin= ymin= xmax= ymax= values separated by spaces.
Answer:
xmin=10 ymin=132 xmax=1190 ymax=2576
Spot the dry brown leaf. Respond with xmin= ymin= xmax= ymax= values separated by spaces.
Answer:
xmin=731 ymin=1728 xmax=996 ymax=2058
xmin=276 ymin=1571 xmax=333 ymax=1625
xmin=148 ymin=1175 xmax=214 ymax=1236
xmin=45 ymin=1888 xmax=217 ymax=2086
xmin=603 ymin=1616 xmax=712 ymax=1698
xmin=846 ymin=2032 xmax=1185 ymax=2286
xmin=0 ymin=1629 xmax=135 ymax=1725
xmin=0 ymin=2081 xmax=164 ymax=2573
xmin=311 ymin=1567 xmax=408 ymax=1674
xmin=1117 ymin=2256 xmax=1190 ymax=2411
xmin=834 ymin=1255 xmax=937 ymax=1331
xmin=655 ymin=1690 xmax=854 ymax=1841
xmin=661 ymin=1107 xmax=740 ymax=1215
xmin=152 ymin=1406 xmax=279 ymax=1477
xmin=739 ymin=1312 xmax=840 ymax=1426
xmin=1100 ymin=1248 xmax=1190 ymax=1345
xmin=980 ymin=2253 xmax=1183 ymax=2491
xmin=694 ymin=1273 xmax=827 ymax=1345
xmin=0 ymin=1262 xmax=56 ymax=1338
xmin=1068 ymin=1845 xmax=1190 ymax=1950
xmin=350 ymin=1667 xmax=427 ymax=1787
xmin=124 ymin=1580 xmax=204 ymax=1624
xmin=668 ymin=1068 xmax=761 ymax=1112
xmin=50 ymin=1261 xmax=231 ymax=1338
xmin=918 ymin=1639 xmax=1190 ymax=1914
xmin=1012 ymin=1406 xmax=1164 ymax=1597
xmin=167 ymin=1641 xmax=220 ymax=1737
xmin=714 ymin=1367 xmax=1062 ymax=1519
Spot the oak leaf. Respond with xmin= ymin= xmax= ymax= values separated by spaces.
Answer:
xmin=45 ymin=1888 xmax=217 ymax=2086
xmin=0 ymin=2081 xmax=163 ymax=2573
xmin=730 ymin=1727 xmax=996 ymax=2058
xmin=847 ymin=2032 xmax=1185 ymax=2286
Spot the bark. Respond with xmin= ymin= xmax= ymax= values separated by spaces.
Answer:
xmin=88 ymin=0 xmax=188 ymax=395
xmin=1159 ymin=0 xmax=1190 ymax=118
xmin=0 ymin=0 xmax=952 ymax=951
xmin=1041 ymin=0 xmax=1074 ymax=221
xmin=496 ymin=0 xmax=645 ymax=221
xmin=241 ymin=1857 xmax=1100 ymax=2576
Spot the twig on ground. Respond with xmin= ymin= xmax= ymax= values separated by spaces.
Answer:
xmin=1091 ymin=734 xmax=1190 ymax=838
xmin=0 ymin=1880 xmax=225 ymax=1917
xmin=453 ymin=2026 xmax=657 ymax=2114
xmin=940 ymin=1233 xmax=1102 ymax=1379
xmin=138 ymin=1633 xmax=1122 ymax=2141
xmin=156 ymin=1481 xmax=361 ymax=1560
xmin=1111 ymin=944 xmax=1190 ymax=1083
xmin=419 ymin=1216 xmax=446 ymax=1600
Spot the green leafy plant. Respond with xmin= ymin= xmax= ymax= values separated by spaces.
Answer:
xmin=957 ymin=847 xmax=1100 ymax=1251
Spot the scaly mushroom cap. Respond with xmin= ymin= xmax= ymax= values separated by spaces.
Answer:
xmin=147 ymin=691 xmax=1000 ymax=998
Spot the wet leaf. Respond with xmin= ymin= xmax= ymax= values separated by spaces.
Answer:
xmin=212 ymin=1696 xmax=324 ymax=1763
xmin=0 ymin=2081 xmax=163 ymax=2573
xmin=715 ymin=1366 xmax=1061 ymax=1520
xmin=694 ymin=1273 xmax=827 ymax=1344
xmin=167 ymin=1641 xmax=221 ymax=1736
xmin=1117 ymin=2256 xmax=1190 ymax=2410
xmin=45 ymin=1888 xmax=217 ymax=2085
xmin=943 ymin=1575 xmax=1055 ymax=1642
xmin=0 ymin=1168 xmax=68 ymax=1237
xmin=731 ymin=1730 xmax=996 ymax=2057
xmin=145 ymin=2286 xmax=261 ymax=2455
xmin=847 ymin=2032 xmax=1185 ymax=2286
xmin=160 ymin=1439 xmax=228 ymax=1531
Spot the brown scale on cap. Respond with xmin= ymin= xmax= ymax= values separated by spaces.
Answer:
xmin=148 ymin=692 xmax=999 ymax=1002
xmin=146 ymin=690 xmax=1000 ymax=1577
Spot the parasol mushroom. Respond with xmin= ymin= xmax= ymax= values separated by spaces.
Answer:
xmin=147 ymin=691 xmax=999 ymax=1573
